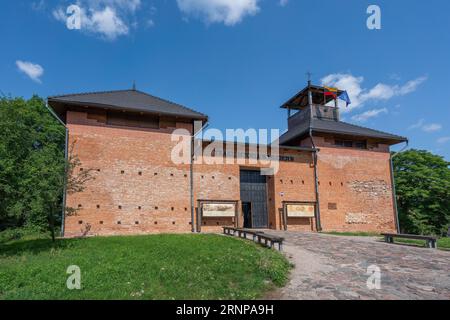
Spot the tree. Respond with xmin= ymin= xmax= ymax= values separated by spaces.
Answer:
xmin=393 ymin=149 xmax=450 ymax=236
xmin=0 ymin=96 xmax=94 ymax=241
xmin=0 ymin=96 xmax=65 ymax=233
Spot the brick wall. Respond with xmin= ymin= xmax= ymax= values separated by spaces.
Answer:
xmin=313 ymin=136 xmax=396 ymax=233
xmin=64 ymin=110 xmax=397 ymax=237
xmin=65 ymin=110 xmax=193 ymax=237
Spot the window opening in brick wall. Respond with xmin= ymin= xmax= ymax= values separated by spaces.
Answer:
xmin=328 ymin=203 xmax=338 ymax=210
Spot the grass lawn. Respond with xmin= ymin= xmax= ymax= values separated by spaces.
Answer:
xmin=393 ymin=237 xmax=450 ymax=250
xmin=0 ymin=234 xmax=291 ymax=300
xmin=324 ymin=231 xmax=450 ymax=250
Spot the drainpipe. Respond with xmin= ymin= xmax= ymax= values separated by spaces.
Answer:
xmin=309 ymin=130 xmax=322 ymax=232
xmin=190 ymin=120 xmax=209 ymax=233
xmin=44 ymin=101 xmax=68 ymax=237
xmin=307 ymin=82 xmax=322 ymax=232
xmin=389 ymin=140 xmax=409 ymax=234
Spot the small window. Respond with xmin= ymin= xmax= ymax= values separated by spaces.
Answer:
xmin=343 ymin=140 xmax=353 ymax=148
xmin=334 ymin=140 xmax=344 ymax=147
xmin=328 ymin=203 xmax=338 ymax=210
xmin=354 ymin=141 xmax=367 ymax=149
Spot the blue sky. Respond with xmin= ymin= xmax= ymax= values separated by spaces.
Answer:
xmin=1 ymin=0 xmax=449 ymax=159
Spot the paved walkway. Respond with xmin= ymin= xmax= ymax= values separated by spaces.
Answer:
xmin=264 ymin=232 xmax=450 ymax=300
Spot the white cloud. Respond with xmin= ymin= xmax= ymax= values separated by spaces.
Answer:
xmin=52 ymin=0 xmax=141 ymax=40
xmin=176 ymin=0 xmax=260 ymax=26
xmin=422 ymin=123 xmax=442 ymax=133
xmin=408 ymin=119 xmax=425 ymax=130
xmin=85 ymin=0 xmax=141 ymax=12
xmin=397 ymin=77 xmax=427 ymax=95
xmin=279 ymin=0 xmax=289 ymax=6
xmin=408 ymin=119 xmax=442 ymax=133
xmin=16 ymin=60 xmax=44 ymax=83
xmin=351 ymin=108 xmax=388 ymax=122
xmin=437 ymin=137 xmax=450 ymax=144
xmin=321 ymin=73 xmax=427 ymax=113
xmin=88 ymin=6 xmax=129 ymax=39
xmin=31 ymin=0 xmax=46 ymax=11
xmin=320 ymin=73 xmax=364 ymax=110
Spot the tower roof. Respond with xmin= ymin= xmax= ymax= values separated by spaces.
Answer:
xmin=279 ymin=116 xmax=408 ymax=146
xmin=281 ymin=84 xmax=345 ymax=110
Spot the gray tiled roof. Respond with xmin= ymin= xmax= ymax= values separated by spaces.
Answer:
xmin=48 ymin=89 xmax=208 ymax=120
xmin=280 ymin=117 xmax=407 ymax=145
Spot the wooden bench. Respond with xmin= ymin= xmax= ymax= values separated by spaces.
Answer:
xmin=235 ymin=228 xmax=265 ymax=241
xmin=381 ymin=233 xmax=438 ymax=249
xmin=223 ymin=227 xmax=237 ymax=236
xmin=255 ymin=233 xmax=284 ymax=251
xmin=223 ymin=227 xmax=264 ymax=240
xmin=222 ymin=227 xmax=284 ymax=251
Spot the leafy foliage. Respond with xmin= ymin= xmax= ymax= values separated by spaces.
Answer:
xmin=0 ymin=96 xmax=93 ymax=241
xmin=0 ymin=96 xmax=65 ymax=235
xmin=393 ymin=149 xmax=450 ymax=236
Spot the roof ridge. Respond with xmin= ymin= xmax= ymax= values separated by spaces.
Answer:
xmin=134 ymin=89 xmax=207 ymax=117
xmin=48 ymin=88 xmax=207 ymax=118
xmin=48 ymin=89 xmax=134 ymax=99
xmin=338 ymin=120 xmax=407 ymax=139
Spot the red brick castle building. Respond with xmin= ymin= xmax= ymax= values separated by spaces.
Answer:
xmin=48 ymin=83 xmax=407 ymax=237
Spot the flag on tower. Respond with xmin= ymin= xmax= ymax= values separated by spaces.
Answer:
xmin=338 ymin=90 xmax=352 ymax=107
xmin=324 ymin=86 xmax=338 ymax=98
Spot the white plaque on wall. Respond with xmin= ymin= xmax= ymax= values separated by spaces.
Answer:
xmin=202 ymin=203 xmax=236 ymax=217
xmin=287 ymin=204 xmax=315 ymax=218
